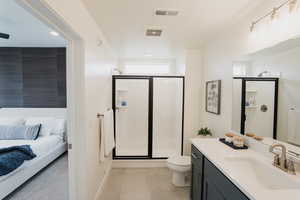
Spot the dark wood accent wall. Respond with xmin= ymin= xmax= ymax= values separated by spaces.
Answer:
xmin=0 ymin=47 xmax=66 ymax=108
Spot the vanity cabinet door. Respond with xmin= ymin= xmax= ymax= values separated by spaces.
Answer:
xmin=191 ymin=162 xmax=202 ymax=200
xmin=203 ymin=158 xmax=249 ymax=200
xmin=191 ymin=145 xmax=204 ymax=200
xmin=203 ymin=177 xmax=225 ymax=200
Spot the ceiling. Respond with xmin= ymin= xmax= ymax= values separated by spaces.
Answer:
xmin=0 ymin=0 xmax=66 ymax=47
xmin=83 ymin=0 xmax=265 ymax=59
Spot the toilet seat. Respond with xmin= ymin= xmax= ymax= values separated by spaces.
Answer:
xmin=167 ymin=156 xmax=191 ymax=167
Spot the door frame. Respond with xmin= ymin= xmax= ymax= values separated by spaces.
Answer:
xmin=15 ymin=1 xmax=85 ymax=199
xmin=112 ymin=75 xmax=185 ymax=160
xmin=234 ymin=77 xmax=279 ymax=139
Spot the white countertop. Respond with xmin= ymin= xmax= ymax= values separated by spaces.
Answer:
xmin=191 ymin=138 xmax=300 ymax=200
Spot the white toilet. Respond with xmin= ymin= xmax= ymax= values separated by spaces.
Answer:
xmin=167 ymin=156 xmax=191 ymax=187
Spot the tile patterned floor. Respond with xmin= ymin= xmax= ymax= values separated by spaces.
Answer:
xmin=3 ymin=157 xmax=189 ymax=200
xmin=99 ymin=168 xmax=190 ymax=200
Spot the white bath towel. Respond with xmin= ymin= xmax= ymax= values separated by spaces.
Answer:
xmin=104 ymin=109 xmax=115 ymax=156
xmin=99 ymin=109 xmax=115 ymax=162
xmin=288 ymin=109 xmax=300 ymax=146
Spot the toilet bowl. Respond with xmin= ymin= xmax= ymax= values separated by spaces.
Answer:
xmin=167 ymin=156 xmax=191 ymax=187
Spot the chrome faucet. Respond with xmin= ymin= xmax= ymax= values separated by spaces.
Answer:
xmin=269 ymin=144 xmax=287 ymax=170
xmin=269 ymin=143 xmax=296 ymax=175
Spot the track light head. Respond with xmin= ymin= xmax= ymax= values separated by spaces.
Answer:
xmin=250 ymin=22 xmax=255 ymax=32
xmin=271 ymin=8 xmax=278 ymax=20
xmin=289 ymin=0 xmax=298 ymax=12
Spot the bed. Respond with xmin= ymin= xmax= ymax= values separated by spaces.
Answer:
xmin=0 ymin=114 xmax=67 ymax=199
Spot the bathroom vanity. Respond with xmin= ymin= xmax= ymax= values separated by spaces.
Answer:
xmin=191 ymin=144 xmax=249 ymax=200
xmin=191 ymin=138 xmax=300 ymax=200
xmin=191 ymin=22 xmax=300 ymax=200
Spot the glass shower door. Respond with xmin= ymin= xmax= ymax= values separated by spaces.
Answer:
xmin=245 ymin=81 xmax=275 ymax=138
xmin=152 ymin=78 xmax=183 ymax=158
xmin=115 ymin=78 xmax=149 ymax=157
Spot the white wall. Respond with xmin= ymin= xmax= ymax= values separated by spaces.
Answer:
xmin=201 ymin=1 xmax=300 ymax=137
xmin=184 ymin=49 xmax=203 ymax=154
xmin=40 ymin=1 xmax=116 ymax=200
xmin=117 ymin=58 xmax=181 ymax=75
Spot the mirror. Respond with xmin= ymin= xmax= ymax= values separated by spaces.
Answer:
xmin=232 ymin=38 xmax=300 ymax=147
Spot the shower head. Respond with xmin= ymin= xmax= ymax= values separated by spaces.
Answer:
xmin=258 ymin=71 xmax=269 ymax=77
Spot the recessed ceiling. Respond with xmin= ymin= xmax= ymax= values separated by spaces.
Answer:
xmin=83 ymin=0 xmax=265 ymax=59
xmin=0 ymin=0 xmax=66 ymax=47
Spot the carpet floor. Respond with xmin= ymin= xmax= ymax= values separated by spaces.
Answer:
xmin=4 ymin=153 xmax=69 ymax=200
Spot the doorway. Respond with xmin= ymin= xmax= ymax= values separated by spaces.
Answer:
xmin=13 ymin=1 xmax=85 ymax=199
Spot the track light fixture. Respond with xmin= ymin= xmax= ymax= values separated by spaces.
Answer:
xmin=250 ymin=22 xmax=255 ymax=32
xmin=0 ymin=32 xmax=9 ymax=39
xmin=250 ymin=0 xmax=298 ymax=32
xmin=270 ymin=8 xmax=278 ymax=20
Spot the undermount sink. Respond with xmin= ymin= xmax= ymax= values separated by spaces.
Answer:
xmin=224 ymin=156 xmax=300 ymax=190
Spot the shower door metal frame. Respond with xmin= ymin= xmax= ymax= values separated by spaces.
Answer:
xmin=112 ymin=75 xmax=185 ymax=160
xmin=234 ymin=77 xmax=279 ymax=139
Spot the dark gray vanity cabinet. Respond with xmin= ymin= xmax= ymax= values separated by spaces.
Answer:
xmin=191 ymin=145 xmax=204 ymax=200
xmin=191 ymin=145 xmax=250 ymax=200
xmin=202 ymin=158 xmax=249 ymax=200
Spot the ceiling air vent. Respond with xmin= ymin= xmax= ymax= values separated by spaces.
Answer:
xmin=155 ymin=10 xmax=179 ymax=16
xmin=146 ymin=29 xmax=162 ymax=37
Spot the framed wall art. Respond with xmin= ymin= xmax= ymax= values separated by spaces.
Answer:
xmin=206 ymin=80 xmax=221 ymax=115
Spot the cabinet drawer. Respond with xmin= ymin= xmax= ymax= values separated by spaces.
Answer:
xmin=204 ymin=158 xmax=249 ymax=200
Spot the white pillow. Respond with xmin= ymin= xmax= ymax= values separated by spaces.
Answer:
xmin=0 ymin=118 xmax=25 ymax=125
xmin=25 ymin=118 xmax=66 ymax=137
xmin=53 ymin=119 xmax=66 ymax=137
xmin=25 ymin=117 xmax=57 ymax=136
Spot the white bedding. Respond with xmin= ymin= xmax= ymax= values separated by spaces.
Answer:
xmin=0 ymin=135 xmax=64 ymax=182
xmin=0 ymin=135 xmax=63 ymax=157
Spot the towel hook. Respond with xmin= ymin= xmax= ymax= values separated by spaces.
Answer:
xmin=97 ymin=113 xmax=104 ymax=118
xmin=97 ymin=108 xmax=112 ymax=118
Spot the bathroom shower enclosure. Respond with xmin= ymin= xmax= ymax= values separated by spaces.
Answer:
xmin=112 ymin=75 xmax=184 ymax=159
xmin=232 ymin=77 xmax=279 ymax=139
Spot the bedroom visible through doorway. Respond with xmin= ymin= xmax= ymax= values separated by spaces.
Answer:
xmin=0 ymin=1 xmax=69 ymax=199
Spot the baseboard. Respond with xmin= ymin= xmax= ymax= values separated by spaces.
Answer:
xmin=94 ymin=160 xmax=112 ymax=200
xmin=112 ymin=159 xmax=167 ymax=168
